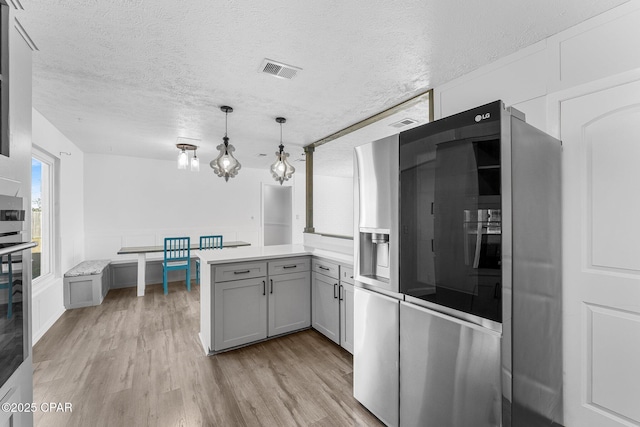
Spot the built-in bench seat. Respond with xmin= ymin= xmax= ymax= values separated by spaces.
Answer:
xmin=63 ymin=260 xmax=111 ymax=309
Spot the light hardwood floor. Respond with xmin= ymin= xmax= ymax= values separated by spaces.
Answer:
xmin=33 ymin=281 xmax=383 ymax=427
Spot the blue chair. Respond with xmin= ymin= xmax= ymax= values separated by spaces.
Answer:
xmin=196 ymin=235 xmax=223 ymax=285
xmin=162 ymin=237 xmax=191 ymax=295
xmin=0 ymin=254 xmax=14 ymax=318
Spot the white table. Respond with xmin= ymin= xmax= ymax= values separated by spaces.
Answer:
xmin=117 ymin=241 xmax=251 ymax=296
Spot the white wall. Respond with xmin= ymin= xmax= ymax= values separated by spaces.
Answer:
xmin=313 ymin=175 xmax=354 ymax=237
xmin=84 ymin=153 xmax=302 ymax=262
xmin=31 ymin=108 xmax=85 ymax=344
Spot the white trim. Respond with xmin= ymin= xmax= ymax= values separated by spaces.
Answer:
xmin=13 ymin=18 xmax=38 ymax=52
xmin=32 ymin=146 xmax=59 ymax=287
xmin=31 ymin=277 xmax=65 ymax=345
xmin=30 ymin=274 xmax=57 ymax=299
xmin=32 ymin=306 xmax=64 ymax=345
xmin=546 ymin=68 xmax=640 ymax=140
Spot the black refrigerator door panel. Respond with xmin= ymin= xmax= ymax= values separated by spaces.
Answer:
xmin=399 ymin=103 xmax=503 ymax=323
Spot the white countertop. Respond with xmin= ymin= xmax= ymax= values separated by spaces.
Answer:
xmin=195 ymin=244 xmax=353 ymax=266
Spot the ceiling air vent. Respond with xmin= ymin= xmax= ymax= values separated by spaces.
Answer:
xmin=389 ymin=118 xmax=419 ymax=128
xmin=260 ymin=59 xmax=302 ymax=80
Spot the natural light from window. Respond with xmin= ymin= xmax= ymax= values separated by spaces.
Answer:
xmin=31 ymin=155 xmax=52 ymax=281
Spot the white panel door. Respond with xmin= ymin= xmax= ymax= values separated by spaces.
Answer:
xmin=562 ymin=79 xmax=640 ymax=427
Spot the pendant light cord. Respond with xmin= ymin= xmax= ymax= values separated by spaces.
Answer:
xmin=223 ymin=109 xmax=229 ymax=151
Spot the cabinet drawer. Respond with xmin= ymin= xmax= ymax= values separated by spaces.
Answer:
xmin=214 ymin=262 xmax=267 ymax=282
xmin=268 ymin=257 xmax=310 ymax=276
xmin=312 ymin=259 xmax=339 ymax=279
xmin=341 ymin=265 xmax=354 ymax=284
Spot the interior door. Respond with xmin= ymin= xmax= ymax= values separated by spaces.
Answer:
xmin=263 ymin=185 xmax=292 ymax=246
xmin=562 ymin=79 xmax=640 ymax=426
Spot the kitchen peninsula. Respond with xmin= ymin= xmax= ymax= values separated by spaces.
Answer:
xmin=197 ymin=244 xmax=354 ymax=355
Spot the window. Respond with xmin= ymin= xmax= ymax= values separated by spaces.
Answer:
xmin=31 ymin=149 xmax=55 ymax=282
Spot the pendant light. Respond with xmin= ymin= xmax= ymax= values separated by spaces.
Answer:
xmin=190 ymin=148 xmax=200 ymax=171
xmin=210 ymin=106 xmax=241 ymax=181
xmin=270 ymin=117 xmax=295 ymax=185
xmin=177 ymin=146 xmax=188 ymax=169
xmin=176 ymin=141 xmax=198 ymax=171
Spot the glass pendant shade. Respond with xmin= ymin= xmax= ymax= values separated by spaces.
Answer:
xmin=271 ymin=144 xmax=295 ymax=185
xmin=210 ymin=136 xmax=241 ymax=181
xmin=270 ymin=117 xmax=295 ymax=185
xmin=177 ymin=149 xmax=188 ymax=169
xmin=190 ymin=150 xmax=200 ymax=171
xmin=210 ymin=105 xmax=241 ymax=181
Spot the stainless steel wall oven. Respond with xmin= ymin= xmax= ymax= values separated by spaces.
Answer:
xmin=0 ymin=194 xmax=35 ymax=386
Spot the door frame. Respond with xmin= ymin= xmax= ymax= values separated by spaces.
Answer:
xmin=260 ymin=182 xmax=294 ymax=247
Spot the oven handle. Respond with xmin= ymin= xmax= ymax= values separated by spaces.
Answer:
xmin=0 ymin=241 xmax=38 ymax=257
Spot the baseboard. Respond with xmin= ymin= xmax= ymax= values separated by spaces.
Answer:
xmin=32 ymin=305 xmax=65 ymax=345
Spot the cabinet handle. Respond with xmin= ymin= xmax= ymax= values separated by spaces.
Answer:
xmin=283 ymin=265 xmax=297 ymax=269
xmin=334 ymin=283 xmax=338 ymax=299
xmin=234 ymin=270 xmax=251 ymax=275
xmin=263 ymin=280 xmax=266 ymax=296
xmin=270 ymin=279 xmax=274 ymax=294
xmin=339 ymin=284 xmax=344 ymax=301
xmin=319 ymin=266 xmax=330 ymax=271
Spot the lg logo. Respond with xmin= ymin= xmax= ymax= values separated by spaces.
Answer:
xmin=475 ymin=113 xmax=490 ymax=122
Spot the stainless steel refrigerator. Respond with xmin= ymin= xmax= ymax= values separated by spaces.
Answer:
xmin=353 ymin=134 xmax=402 ymax=427
xmin=398 ymin=100 xmax=563 ymax=426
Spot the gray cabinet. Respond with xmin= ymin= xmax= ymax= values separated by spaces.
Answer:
xmin=339 ymin=281 xmax=355 ymax=354
xmin=268 ymin=259 xmax=311 ymax=337
xmin=312 ymin=269 xmax=340 ymax=344
xmin=311 ymin=259 xmax=355 ymax=353
xmin=214 ymin=275 xmax=267 ymax=351
xmin=212 ymin=257 xmax=310 ymax=352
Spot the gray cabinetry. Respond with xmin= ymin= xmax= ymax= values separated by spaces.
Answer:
xmin=214 ymin=274 xmax=268 ymax=351
xmin=211 ymin=257 xmax=310 ymax=352
xmin=268 ymin=258 xmax=311 ymax=337
xmin=311 ymin=259 xmax=355 ymax=353
xmin=312 ymin=268 xmax=340 ymax=344
xmin=339 ymin=280 xmax=355 ymax=354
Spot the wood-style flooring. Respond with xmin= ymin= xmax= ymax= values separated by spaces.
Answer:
xmin=33 ymin=281 xmax=383 ymax=427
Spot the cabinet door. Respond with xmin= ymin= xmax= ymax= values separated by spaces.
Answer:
xmin=311 ymin=272 xmax=340 ymax=344
xmin=340 ymin=282 xmax=355 ymax=354
xmin=214 ymin=277 xmax=267 ymax=351
xmin=268 ymin=271 xmax=311 ymax=337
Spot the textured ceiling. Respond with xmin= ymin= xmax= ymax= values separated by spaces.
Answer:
xmin=18 ymin=0 xmax=628 ymax=174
